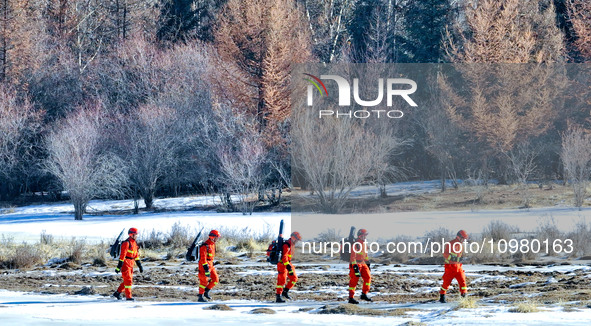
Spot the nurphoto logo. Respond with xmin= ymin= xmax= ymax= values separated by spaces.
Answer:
xmin=304 ymin=73 xmax=418 ymax=119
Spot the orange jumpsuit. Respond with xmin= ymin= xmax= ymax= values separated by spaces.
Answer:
xmin=198 ymin=238 xmax=218 ymax=294
xmin=116 ymin=237 xmax=140 ymax=299
xmin=440 ymin=237 xmax=468 ymax=295
xmin=276 ymin=239 xmax=298 ymax=295
xmin=349 ymin=238 xmax=371 ymax=298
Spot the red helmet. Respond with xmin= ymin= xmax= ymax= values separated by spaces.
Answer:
xmin=209 ymin=230 xmax=221 ymax=238
xmin=291 ymin=231 xmax=302 ymax=241
xmin=457 ymin=230 xmax=469 ymax=240
xmin=128 ymin=228 xmax=138 ymax=235
xmin=357 ymin=229 xmax=369 ymax=237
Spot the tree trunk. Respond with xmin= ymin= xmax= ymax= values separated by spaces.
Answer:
xmin=143 ymin=189 xmax=154 ymax=210
xmin=440 ymin=162 xmax=446 ymax=192
xmin=74 ymin=201 xmax=85 ymax=220
xmin=226 ymin=192 xmax=234 ymax=211
xmin=133 ymin=188 xmax=139 ymax=215
xmin=0 ymin=180 xmax=7 ymax=201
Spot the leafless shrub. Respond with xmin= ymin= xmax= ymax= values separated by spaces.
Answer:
xmin=315 ymin=228 xmax=342 ymax=243
xmin=119 ymin=104 xmax=180 ymax=209
xmin=535 ymin=217 xmax=563 ymax=242
xmin=166 ymin=222 xmax=191 ymax=249
xmin=1 ymin=234 xmax=14 ymax=246
xmin=292 ymin=100 xmax=405 ymax=213
xmin=88 ymin=242 xmax=108 ymax=266
xmin=0 ymin=86 xmax=43 ymax=188
xmin=40 ymin=230 xmax=54 ymax=245
xmin=560 ymin=126 xmax=591 ymax=209
xmin=66 ymin=239 xmax=86 ymax=264
xmin=482 ymin=220 xmax=518 ymax=241
xmin=566 ymin=221 xmax=591 ymax=257
xmin=465 ymin=169 xmax=488 ymax=205
xmin=507 ymin=142 xmax=539 ymax=208
xmin=218 ymin=133 xmax=267 ymax=215
xmin=5 ymin=243 xmax=44 ymax=269
xmin=140 ymin=229 xmax=165 ymax=249
xmin=45 ymin=104 xmax=128 ymax=220
xmin=212 ymin=109 xmax=268 ymax=215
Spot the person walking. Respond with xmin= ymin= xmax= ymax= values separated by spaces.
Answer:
xmin=198 ymin=230 xmax=221 ymax=302
xmin=113 ymin=227 xmax=143 ymax=301
xmin=276 ymin=231 xmax=302 ymax=303
xmin=439 ymin=230 xmax=469 ymax=303
xmin=348 ymin=228 xmax=372 ymax=304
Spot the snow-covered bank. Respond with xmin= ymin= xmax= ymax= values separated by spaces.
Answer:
xmin=293 ymin=206 xmax=591 ymax=239
xmin=0 ymin=196 xmax=287 ymax=243
xmin=1 ymin=290 xmax=590 ymax=325
xmin=3 ymin=195 xmax=591 ymax=243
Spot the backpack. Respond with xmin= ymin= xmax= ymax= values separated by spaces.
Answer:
xmin=340 ymin=226 xmax=356 ymax=262
xmin=185 ymin=228 xmax=205 ymax=262
xmin=109 ymin=228 xmax=125 ymax=259
xmin=266 ymin=240 xmax=281 ymax=264
xmin=186 ymin=241 xmax=203 ymax=261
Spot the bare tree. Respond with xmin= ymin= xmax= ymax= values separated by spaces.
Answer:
xmin=122 ymin=104 xmax=179 ymax=210
xmin=507 ymin=141 xmax=539 ymax=208
xmin=423 ymin=98 xmax=462 ymax=192
xmin=291 ymin=99 xmax=406 ymax=213
xmin=218 ymin=130 xmax=267 ymax=215
xmin=199 ymin=103 xmax=269 ymax=214
xmin=0 ymin=86 xmax=43 ymax=200
xmin=442 ymin=0 xmax=566 ymax=182
xmin=560 ymin=125 xmax=591 ymax=209
xmin=45 ymin=104 xmax=127 ymax=220
xmin=300 ymin=0 xmax=355 ymax=63
xmin=0 ymin=0 xmax=45 ymax=84
xmin=566 ymin=0 xmax=591 ymax=60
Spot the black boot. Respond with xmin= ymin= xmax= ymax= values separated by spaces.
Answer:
xmin=360 ymin=293 xmax=372 ymax=302
xmin=461 ymin=293 xmax=466 ymax=298
xmin=348 ymin=297 xmax=359 ymax=304
xmin=198 ymin=294 xmax=207 ymax=302
xmin=113 ymin=291 xmax=122 ymax=300
xmin=126 ymin=297 xmax=135 ymax=301
xmin=439 ymin=294 xmax=446 ymax=303
xmin=282 ymin=288 xmax=291 ymax=300
xmin=204 ymin=288 xmax=212 ymax=300
xmin=276 ymin=294 xmax=286 ymax=303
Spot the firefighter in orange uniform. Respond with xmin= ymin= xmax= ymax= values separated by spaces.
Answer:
xmin=276 ymin=231 xmax=302 ymax=303
xmin=198 ymin=230 xmax=221 ymax=302
xmin=113 ymin=227 xmax=143 ymax=301
xmin=348 ymin=228 xmax=372 ymax=304
xmin=439 ymin=230 xmax=469 ymax=303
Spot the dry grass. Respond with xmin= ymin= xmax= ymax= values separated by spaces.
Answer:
xmin=204 ymin=304 xmax=233 ymax=311
xmin=317 ymin=304 xmax=391 ymax=316
xmin=0 ymin=206 xmax=16 ymax=214
xmin=1 ymin=243 xmax=45 ymax=269
xmin=0 ymin=224 xmax=281 ymax=270
xmin=456 ymin=296 xmax=478 ymax=309
xmin=292 ymin=184 xmax=584 ymax=213
xmin=509 ymin=301 xmax=540 ymax=313
xmin=66 ymin=239 xmax=86 ymax=264
xmin=387 ymin=308 xmax=413 ymax=316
